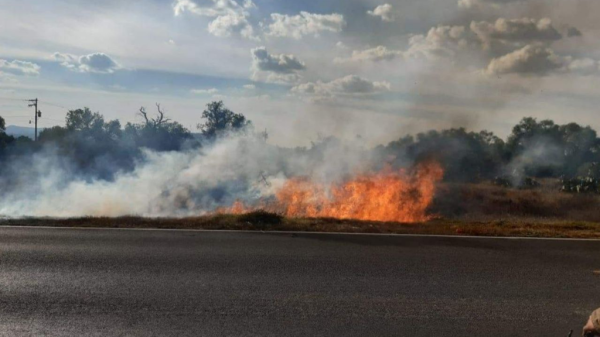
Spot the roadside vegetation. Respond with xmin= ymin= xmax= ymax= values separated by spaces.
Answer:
xmin=3 ymin=178 xmax=600 ymax=238
xmin=2 ymin=212 xmax=600 ymax=238
xmin=2 ymin=102 xmax=600 ymax=237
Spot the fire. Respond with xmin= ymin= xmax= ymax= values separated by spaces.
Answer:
xmin=221 ymin=161 xmax=444 ymax=223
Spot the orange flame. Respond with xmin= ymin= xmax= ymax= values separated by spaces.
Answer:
xmin=220 ymin=161 xmax=444 ymax=223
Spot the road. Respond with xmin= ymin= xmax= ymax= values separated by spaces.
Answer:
xmin=0 ymin=227 xmax=599 ymax=336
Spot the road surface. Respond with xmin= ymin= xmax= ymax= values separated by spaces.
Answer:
xmin=0 ymin=227 xmax=599 ymax=336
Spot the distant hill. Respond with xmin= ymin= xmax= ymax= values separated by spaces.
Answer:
xmin=5 ymin=125 xmax=45 ymax=139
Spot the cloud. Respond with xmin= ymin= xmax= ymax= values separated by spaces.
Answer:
xmin=336 ymin=41 xmax=348 ymax=49
xmin=191 ymin=88 xmax=219 ymax=94
xmin=265 ymin=12 xmax=345 ymax=39
xmin=242 ymin=0 xmax=256 ymax=9
xmin=458 ymin=0 xmax=523 ymax=9
xmin=565 ymin=58 xmax=599 ymax=75
xmin=470 ymin=18 xmax=562 ymax=44
xmin=334 ymin=46 xmax=403 ymax=63
xmin=0 ymin=59 xmax=40 ymax=76
xmin=405 ymin=25 xmax=478 ymax=60
xmin=400 ymin=19 xmax=569 ymax=69
xmin=292 ymin=75 xmax=391 ymax=98
xmin=79 ymin=53 xmax=120 ymax=73
xmin=485 ymin=45 xmax=563 ymax=75
xmin=173 ymin=0 xmax=258 ymax=40
xmin=173 ymin=0 xmax=253 ymax=17
xmin=367 ymin=4 xmax=395 ymax=22
xmin=54 ymin=52 xmax=120 ymax=73
xmin=251 ymin=47 xmax=306 ymax=83
xmin=208 ymin=12 xmax=256 ymax=39
xmin=243 ymin=84 xmax=256 ymax=90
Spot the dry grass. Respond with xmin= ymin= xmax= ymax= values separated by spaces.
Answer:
xmin=432 ymin=181 xmax=600 ymax=222
xmin=1 ymin=212 xmax=600 ymax=239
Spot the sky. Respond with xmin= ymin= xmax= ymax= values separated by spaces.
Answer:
xmin=1 ymin=0 xmax=600 ymax=147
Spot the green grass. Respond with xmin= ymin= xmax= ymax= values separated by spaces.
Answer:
xmin=2 ymin=211 xmax=600 ymax=239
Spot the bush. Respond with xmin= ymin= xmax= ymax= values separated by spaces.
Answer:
xmin=238 ymin=211 xmax=283 ymax=226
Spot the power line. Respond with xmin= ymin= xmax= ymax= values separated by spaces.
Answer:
xmin=43 ymin=101 xmax=70 ymax=109
xmin=38 ymin=117 xmax=64 ymax=123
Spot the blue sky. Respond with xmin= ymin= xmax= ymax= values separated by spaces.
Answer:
xmin=1 ymin=0 xmax=600 ymax=146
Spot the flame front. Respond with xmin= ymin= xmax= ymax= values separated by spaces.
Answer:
xmin=223 ymin=161 xmax=444 ymax=223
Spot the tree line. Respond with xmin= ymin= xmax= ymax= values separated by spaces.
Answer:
xmin=0 ymin=101 xmax=250 ymax=179
xmin=1 ymin=101 xmax=600 ymax=184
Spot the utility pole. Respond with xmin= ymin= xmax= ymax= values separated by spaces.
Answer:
xmin=28 ymin=98 xmax=41 ymax=141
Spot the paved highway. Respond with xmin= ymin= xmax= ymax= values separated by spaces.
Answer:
xmin=0 ymin=227 xmax=599 ymax=336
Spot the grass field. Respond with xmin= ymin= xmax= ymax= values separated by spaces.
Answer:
xmin=2 ymin=181 xmax=599 ymax=239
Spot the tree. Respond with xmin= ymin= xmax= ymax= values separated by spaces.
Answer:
xmin=126 ymin=103 xmax=193 ymax=151
xmin=66 ymin=108 xmax=106 ymax=132
xmin=198 ymin=101 xmax=251 ymax=139
xmin=38 ymin=126 xmax=69 ymax=143
xmin=0 ymin=115 xmax=16 ymax=158
xmin=138 ymin=103 xmax=171 ymax=129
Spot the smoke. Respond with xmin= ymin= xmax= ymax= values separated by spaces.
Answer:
xmin=503 ymin=135 xmax=564 ymax=185
xmin=0 ymin=133 xmax=384 ymax=218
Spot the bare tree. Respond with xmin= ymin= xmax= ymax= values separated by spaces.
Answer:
xmin=138 ymin=103 xmax=171 ymax=129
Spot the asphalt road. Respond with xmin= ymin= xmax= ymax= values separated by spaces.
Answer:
xmin=1 ymin=227 xmax=599 ymax=336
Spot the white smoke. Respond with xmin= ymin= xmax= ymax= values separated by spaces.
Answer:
xmin=0 ymin=133 xmax=377 ymax=218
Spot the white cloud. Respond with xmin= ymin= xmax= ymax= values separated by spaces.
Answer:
xmin=565 ymin=58 xmax=599 ymax=75
xmin=405 ymin=25 xmax=477 ymax=60
xmin=471 ymin=18 xmax=562 ymax=44
xmin=334 ymin=45 xmax=403 ymax=63
xmin=458 ymin=0 xmax=523 ymax=9
xmin=0 ymin=59 xmax=40 ymax=76
xmin=191 ymin=88 xmax=219 ymax=94
xmin=400 ymin=19 xmax=568 ymax=71
xmin=486 ymin=45 xmax=563 ymax=75
xmin=336 ymin=41 xmax=348 ymax=49
xmin=242 ymin=0 xmax=256 ymax=9
xmin=243 ymin=84 xmax=256 ymax=90
xmin=54 ymin=52 xmax=120 ymax=73
xmin=266 ymin=12 xmax=345 ymax=39
xmin=173 ymin=0 xmax=258 ymax=40
xmin=292 ymin=75 xmax=391 ymax=98
xmin=367 ymin=4 xmax=395 ymax=22
xmin=251 ymin=47 xmax=306 ymax=84
xmin=208 ymin=12 xmax=257 ymax=40
xmin=174 ymin=0 xmax=238 ymax=17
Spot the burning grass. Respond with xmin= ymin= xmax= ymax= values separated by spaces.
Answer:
xmin=2 ymin=177 xmax=600 ymax=239
xmin=220 ymin=161 xmax=444 ymax=223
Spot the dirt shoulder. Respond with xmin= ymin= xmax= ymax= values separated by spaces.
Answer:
xmin=2 ymin=212 xmax=600 ymax=239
